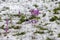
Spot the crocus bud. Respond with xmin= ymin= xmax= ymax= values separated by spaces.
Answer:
xmin=6 ymin=19 xmax=8 ymax=25
xmin=29 ymin=9 xmax=39 ymax=16
xmin=18 ymin=11 xmax=20 ymax=16
xmin=4 ymin=27 xmax=8 ymax=32
xmin=5 ymin=18 xmax=9 ymax=33
xmin=31 ymin=19 xmax=38 ymax=23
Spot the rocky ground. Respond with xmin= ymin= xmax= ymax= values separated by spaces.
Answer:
xmin=0 ymin=0 xmax=60 ymax=40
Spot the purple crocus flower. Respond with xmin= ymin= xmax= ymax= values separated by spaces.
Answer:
xmin=5 ymin=19 xmax=9 ymax=32
xmin=18 ymin=11 xmax=20 ymax=17
xmin=29 ymin=9 xmax=39 ymax=16
xmin=4 ymin=27 xmax=8 ymax=32
xmin=6 ymin=19 xmax=8 ymax=25
xmin=18 ymin=11 xmax=20 ymax=16
xmin=31 ymin=19 xmax=38 ymax=23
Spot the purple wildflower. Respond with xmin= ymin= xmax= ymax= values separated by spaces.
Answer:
xmin=4 ymin=27 xmax=8 ymax=32
xmin=31 ymin=19 xmax=38 ymax=23
xmin=5 ymin=19 xmax=9 ymax=32
xmin=18 ymin=11 xmax=20 ymax=16
xmin=29 ymin=9 xmax=39 ymax=16
xmin=6 ymin=19 xmax=8 ymax=25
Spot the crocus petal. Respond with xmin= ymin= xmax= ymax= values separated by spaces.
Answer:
xmin=33 ymin=9 xmax=39 ymax=15
xmin=30 ymin=9 xmax=39 ymax=16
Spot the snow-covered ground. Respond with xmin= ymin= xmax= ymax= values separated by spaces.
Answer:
xmin=0 ymin=0 xmax=60 ymax=40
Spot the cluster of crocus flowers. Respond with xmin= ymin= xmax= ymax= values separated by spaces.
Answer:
xmin=27 ymin=9 xmax=40 ymax=24
xmin=29 ymin=9 xmax=40 ymax=23
xmin=4 ymin=19 xmax=9 ymax=33
xmin=29 ymin=9 xmax=39 ymax=16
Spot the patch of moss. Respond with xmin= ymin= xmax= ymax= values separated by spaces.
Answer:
xmin=17 ymin=18 xmax=25 ymax=24
xmin=2 ymin=7 xmax=9 ymax=11
xmin=9 ymin=27 xmax=12 ymax=29
xmin=36 ymin=26 xmax=48 ymax=30
xmin=13 ymin=14 xmax=19 ymax=17
xmin=25 ymin=19 xmax=29 ymax=21
xmin=0 ymin=25 xmax=4 ymax=29
xmin=29 ymin=15 xmax=40 ymax=20
xmin=43 ymin=14 xmax=46 ymax=17
xmin=53 ymin=7 xmax=60 ymax=14
xmin=3 ymin=14 xmax=6 ymax=15
xmin=33 ymin=4 xmax=38 ymax=7
xmin=0 ymin=33 xmax=1 ymax=35
xmin=48 ymin=10 xmax=51 ymax=12
xmin=0 ymin=17 xmax=1 ymax=20
xmin=11 ymin=26 xmax=20 ymax=29
xmin=17 ymin=15 xmax=26 ymax=24
xmin=11 ymin=26 xmax=14 ymax=28
xmin=0 ymin=17 xmax=2 ymax=22
xmin=34 ymin=31 xmax=44 ymax=34
xmin=43 ymin=23 xmax=50 ymax=26
xmin=58 ymin=18 xmax=60 ymax=20
xmin=46 ymin=37 xmax=52 ymax=40
xmin=58 ymin=33 xmax=60 ymax=37
xmin=50 ymin=33 xmax=53 ymax=36
xmin=13 ymin=32 xmax=25 ymax=36
xmin=4 ymin=7 xmax=9 ymax=9
xmin=14 ymin=26 xmax=20 ymax=29
xmin=56 ymin=20 xmax=60 ymax=24
xmin=36 ymin=17 xmax=40 ymax=19
xmin=50 ymin=16 xmax=58 ymax=22
xmin=40 ymin=27 xmax=48 ymax=30
xmin=48 ymin=30 xmax=53 ymax=33
xmin=29 ymin=15 xmax=36 ymax=19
